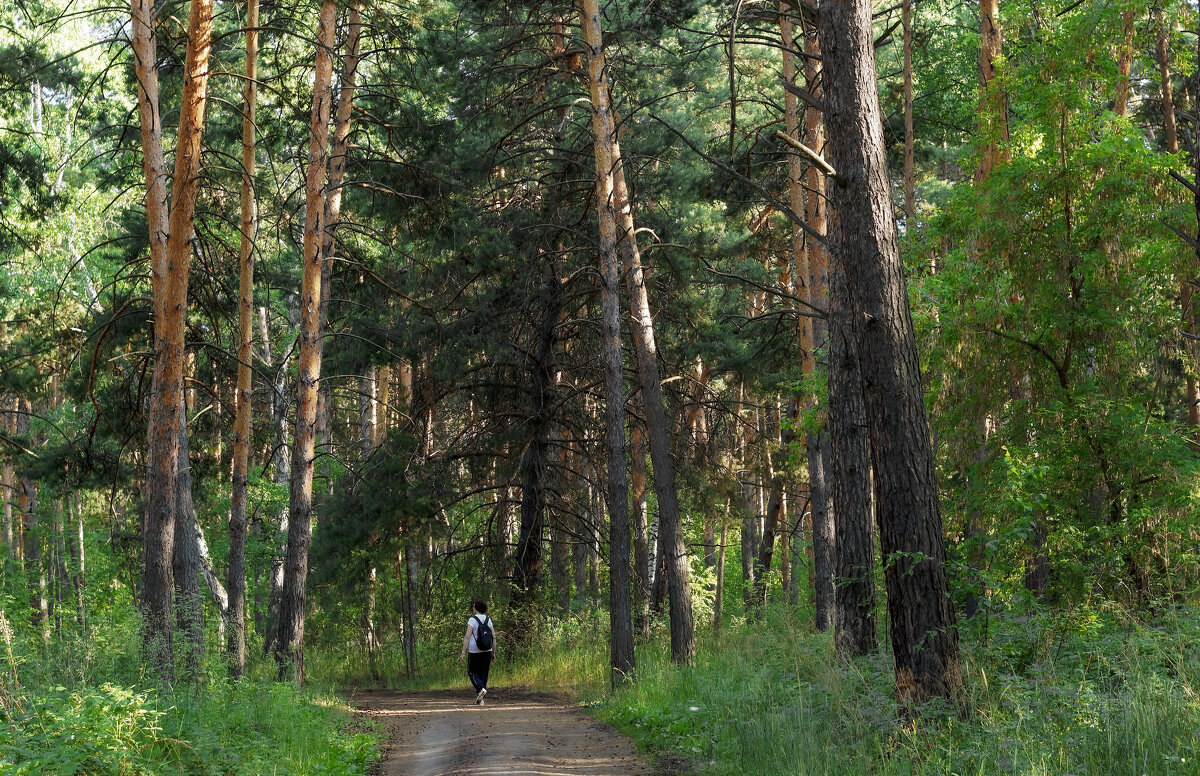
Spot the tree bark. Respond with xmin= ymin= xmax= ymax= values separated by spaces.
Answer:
xmin=1114 ymin=9 xmax=1135 ymax=118
xmin=1156 ymin=5 xmax=1179 ymax=155
xmin=276 ymin=0 xmax=337 ymax=684
xmin=133 ymin=0 xmax=215 ymax=682
xmin=820 ymin=0 xmax=961 ymax=707
xmin=1155 ymin=7 xmax=1196 ymax=438
xmin=173 ymin=419 xmax=204 ymax=678
xmin=227 ymin=0 xmax=259 ymax=679
xmin=130 ymin=0 xmax=173 ymax=678
xmin=580 ymin=0 xmax=681 ymax=663
xmin=714 ymin=504 xmax=728 ymax=632
xmin=630 ymin=419 xmax=651 ymax=638
xmin=754 ymin=398 xmax=799 ymax=606
xmin=260 ymin=303 xmax=291 ymax=652
xmin=975 ymin=0 xmax=1007 ymax=180
xmin=828 ymin=267 xmax=876 ymax=658
xmin=511 ymin=263 xmax=562 ymax=605
xmin=69 ymin=493 xmax=85 ymax=627
xmin=2 ymin=398 xmax=14 ymax=566
xmin=902 ymin=0 xmax=915 ymax=218
xmin=801 ymin=10 xmax=835 ymax=635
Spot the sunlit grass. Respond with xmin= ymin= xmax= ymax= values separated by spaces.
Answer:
xmin=391 ymin=603 xmax=1200 ymax=776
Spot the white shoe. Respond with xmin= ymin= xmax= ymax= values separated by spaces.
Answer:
xmin=476 ymin=688 xmax=486 ymax=704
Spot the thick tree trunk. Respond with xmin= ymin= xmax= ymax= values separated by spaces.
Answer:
xmin=828 ymin=270 xmax=876 ymax=658
xmin=133 ymin=0 xmax=215 ymax=682
xmin=227 ymin=0 xmax=259 ymax=678
xmin=276 ymin=0 xmax=337 ymax=684
xmin=173 ymin=420 xmax=204 ymax=678
xmin=130 ymin=0 xmax=174 ymax=678
xmin=976 ymin=0 xmax=1007 ymax=179
xmin=599 ymin=192 xmax=634 ymax=678
xmin=580 ymin=0 xmax=692 ymax=663
xmin=820 ymin=0 xmax=961 ymax=707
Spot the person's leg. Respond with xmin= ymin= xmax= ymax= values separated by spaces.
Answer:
xmin=478 ymin=651 xmax=492 ymax=690
xmin=467 ymin=652 xmax=482 ymax=692
xmin=468 ymin=652 xmax=486 ymax=698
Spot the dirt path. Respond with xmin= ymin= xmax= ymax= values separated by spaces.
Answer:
xmin=353 ymin=687 xmax=660 ymax=776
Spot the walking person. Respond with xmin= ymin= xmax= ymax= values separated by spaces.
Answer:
xmin=460 ymin=599 xmax=496 ymax=704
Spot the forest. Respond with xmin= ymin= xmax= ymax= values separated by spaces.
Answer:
xmin=0 ymin=0 xmax=1198 ymax=772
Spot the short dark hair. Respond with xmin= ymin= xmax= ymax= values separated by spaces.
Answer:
xmin=473 ymin=599 xmax=487 ymax=614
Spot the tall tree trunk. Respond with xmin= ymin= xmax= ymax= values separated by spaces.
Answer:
xmin=130 ymin=0 xmax=173 ymax=678
xmin=173 ymin=419 xmax=204 ymax=678
xmin=580 ymin=0 xmax=692 ymax=663
xmin=630 ymin=419 xmax=651 ymax=638
xmin=16 ymin=401 xmax=47 ymax=640
xmin=828 ymin=268 xmax=876 ymax=658
xmin=276 ymin=0 xmax=337 ymax=684
xmin=1155 ymin=6 xmax=1197 ymax=439
xmin=820 ymin=0 xmax=962 ymax=707
xmin=227 ymin=0 xmax=259 ymax=678
xmin=902 ymin=0 xmax=915 ymax=218
xmin=714 ymin=504 xmax=728 ymax=632
xmin=133 ymin=0 xmax=215 ymax=682
xmin=511 ymin=263 xmax=562 ymax=606
xmin=799 ymin=10 xmax=836 ymax=634
xmin=69 ymin=493 xmax=85 ymax=627
xmin=312 ymin=0 xmax=365 ymax=481
xmin=1156 ymin=5 xmax=1179 ymax=155
xmin=260 ymin=304 xmax=291 ymax=652
xmin=599 ymin=182 xmax=634 ymax=677
xmin=2 ymin=398 xmax=14 ymax=567
xmin=754 ymin=398 xmax=799 ymax=606
xmin=52 ymin=500 xmax=68 ymax=636
xmin=1114 ymin=9 xmax=1135 ymax=117
xmin=975 ymin=0 xmax=1007 ymax=180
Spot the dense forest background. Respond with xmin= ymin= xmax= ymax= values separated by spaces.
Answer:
xmin=1 ymin=0 xmax=1199 ymax=772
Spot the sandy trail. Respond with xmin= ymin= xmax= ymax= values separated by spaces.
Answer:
xmin=353 ymin=688 xmax=657 ymax=776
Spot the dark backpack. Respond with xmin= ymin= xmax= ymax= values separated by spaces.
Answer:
xmin=473 ymin=615 xmax=493 ymax=651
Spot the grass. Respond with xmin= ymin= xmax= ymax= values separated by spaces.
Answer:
xmin=1 ymin=680 xmax=378 ymax=776
xmin=471 ymin=604 xmax=1200 ymax=776
xmin=0 ymin=598 xmax=381 ymax=776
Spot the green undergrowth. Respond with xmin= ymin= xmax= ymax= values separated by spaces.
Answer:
xmin=486 ymin=605 xmax=1200 ymax=776
xmin=1 ymin=679 xmax=377 ymax=776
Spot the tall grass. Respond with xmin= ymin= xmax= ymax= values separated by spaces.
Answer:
xmin=480 ymin=605 xmax=1200 ymax=776
xmin=0 ymin=593 xmax=380 ymax=776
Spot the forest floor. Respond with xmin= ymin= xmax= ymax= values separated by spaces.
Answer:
xmin=352 ymin=687 xmax=675 ymax=776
